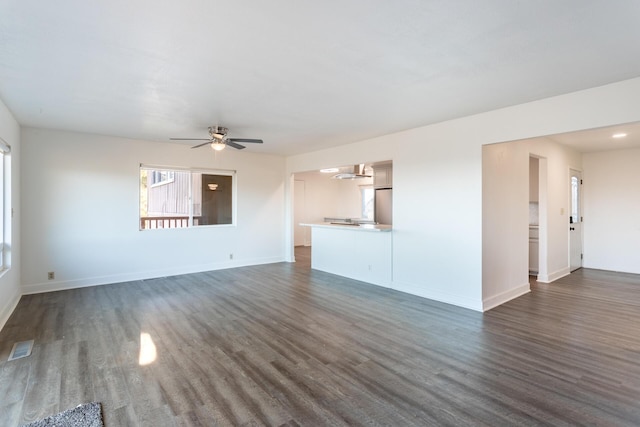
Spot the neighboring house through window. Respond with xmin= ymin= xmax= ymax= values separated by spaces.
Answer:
xmin=149 ymin=170 xmax=175 ymax=186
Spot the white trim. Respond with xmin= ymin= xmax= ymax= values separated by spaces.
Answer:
xmin=482 ymin=283 xmax=530 ymax=311
xmin=0 ymin=285 xmax=20 ymax=332
xmin=0 ymin=150 xmax=5 ymax=270
xmin=537 ymin=266 xmax=570 ymax=283
xmin=21 ymin=256 xmax=285 ymax=295
xmin=140 ymin=164 xmax=236 ymax=174
xmin=392 ymin=280 xmax=483 ymax=312
xmin=313 ymin=267 xmax=393 ymax=289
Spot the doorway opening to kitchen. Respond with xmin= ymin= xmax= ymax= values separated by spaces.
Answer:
xmin=293 ymin=178 xmax=311 ymax=268
xmin=292 ymin=162 xmax=392 ymax=269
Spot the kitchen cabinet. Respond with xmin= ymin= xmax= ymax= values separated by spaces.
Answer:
xmin=529 ymin=226 xmax=539 ymax=274
xmin=301 ymin=223 xmax=392 ymax=288
xmin=374 ymin=164 xmax=392 ymax=189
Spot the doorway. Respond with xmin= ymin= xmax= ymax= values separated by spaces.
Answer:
xmin=293 ymin=178 xmax=311 ymax=268
xmin=529 ymin=154 xmax=548 ymax=282
xmin=529 ymin=157 xmax=540 ymax=276
xmin=569 ymin=169 xmax=583 ymax=272
xmin=293 ymin=179 xmax=308 ymax=247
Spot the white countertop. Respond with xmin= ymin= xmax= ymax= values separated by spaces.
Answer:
xmin=300 ymin=222 xmax=392 ymax=232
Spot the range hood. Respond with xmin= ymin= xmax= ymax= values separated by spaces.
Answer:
xmin=333 ymin=164 xmax=371 ymax=179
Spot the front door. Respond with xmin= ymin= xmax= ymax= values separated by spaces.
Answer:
xmin=569 ymin=169 xmax=583 ymax=272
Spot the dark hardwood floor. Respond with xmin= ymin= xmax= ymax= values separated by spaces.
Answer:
xmin=1 ymin=258 xmax=640 ymax=426
xmin=293 ymin=246 xmax=310 ymax=269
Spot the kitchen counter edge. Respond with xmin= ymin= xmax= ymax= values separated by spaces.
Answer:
xmin=300 ymin=222 xmax=392 ymax=232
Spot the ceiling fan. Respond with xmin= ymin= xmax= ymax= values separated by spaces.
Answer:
xmin=170 ymin=126 xmax=263 ymax=151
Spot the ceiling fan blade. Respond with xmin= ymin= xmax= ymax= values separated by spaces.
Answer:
xmin=170 ymin=138 xmax=211 ymax=141
xmin=225 ymin=141 xmax=246 ymax=150
xmin=228 ymin=138 xmax=263 ymax=144
xmin=191 ymin=141 xmax=212 ymax=149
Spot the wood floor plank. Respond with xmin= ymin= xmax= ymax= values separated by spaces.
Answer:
xmin=1 ymin=259 xmax=640 ymax=426
xmin=59 ymin=340 xmax=94 ymax=410
xmin=0 ymin=356 xmax=30 ymax=407
xmin=0 ymin=401 xmax=23 ymax=427
xmin=18 ymin=340 xmax=63 ymax=425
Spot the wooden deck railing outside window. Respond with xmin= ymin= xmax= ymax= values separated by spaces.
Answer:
xmin=140 ymin=216 xmax=201 ymax=229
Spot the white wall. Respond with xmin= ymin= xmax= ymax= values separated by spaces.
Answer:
xmin=21 ymin=128 xmax=286 ymax=293
xmin=0 ymin=97 xmax=21 ymax=331
xmin=529 ymin=156 xmax=539 ymax=202
xmin=483 ymin=142 xmax=530 ymax=308
xmin=286 ymin=77 xmax=640 ymax=312
xmin=483 ymin=138 xmax=582 ymax=309
xmin=583 ymin=148 xmax=640 ymax=274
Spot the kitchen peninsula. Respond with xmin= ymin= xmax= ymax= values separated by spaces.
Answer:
xmin=300 ymin=222 xmax=392 ymax=288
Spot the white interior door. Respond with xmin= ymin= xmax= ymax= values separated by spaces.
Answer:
xmin=569 ymin=169 xmax=583 ymax=272
xmin=294 ymin=179 xmax=308 ymax=246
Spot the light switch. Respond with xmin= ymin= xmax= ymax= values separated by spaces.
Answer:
xmin=560 ymin=208 xmax=565 ymax=215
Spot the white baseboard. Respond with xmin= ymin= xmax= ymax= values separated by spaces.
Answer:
xmin=0 ymin=286 xmax=21 ymax=332
xmin=313 ymin=266 xmax=393 ymax=290
xmin=391 ymin=280 xmax=483 ymax=312
xmin=482 ymin=283 xmax=530 ymax=311
xmin=22 ymin=256 xmax=285 ymax=295
xmin=537 ymin=266 xmax=570 ymax=283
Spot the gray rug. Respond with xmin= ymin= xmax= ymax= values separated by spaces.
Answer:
xmin=21 ymin=402 xmax=103 ymax=427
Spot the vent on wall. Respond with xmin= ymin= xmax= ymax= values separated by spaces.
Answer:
xmin=8 ymin=340 xmax=34 ymax=361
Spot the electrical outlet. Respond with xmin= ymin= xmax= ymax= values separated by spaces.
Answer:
xmin=229 ymin=253 xmax=233 ymax=260
xmin=47 ymin=272 xmax=55 ymax=280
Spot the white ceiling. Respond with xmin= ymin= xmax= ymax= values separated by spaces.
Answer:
xmin=1 ymin=1 xmax=640 ymax=155
xmin=546 ymin=121 xmax=640 ymax=153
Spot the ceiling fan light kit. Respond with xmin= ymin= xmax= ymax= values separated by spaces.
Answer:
xmin=211 ymin=140 xmax=226 ymax=151
xmin=209 ymin=126 xmax=227 ymax=139
xmin=170 ymin=125 xmax=264 ymax=151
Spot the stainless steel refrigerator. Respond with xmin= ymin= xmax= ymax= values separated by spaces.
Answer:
xmin=374 ymin=188 xmax=392 ymax=225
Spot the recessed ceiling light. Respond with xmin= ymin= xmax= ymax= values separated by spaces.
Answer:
xmin=612 ymin=133 xmax=627 ymax=138
xmin=320 ymin=168 xmax=339 ymax=173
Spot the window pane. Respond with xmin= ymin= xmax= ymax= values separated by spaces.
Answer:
xmin=0 ymin=151 xmax=4 ymax=269
xmin=571 ymin=176 xmax=579 ymax=223
xmin=194 ymin=173 xmax=233 ymax=226
xmin=140 ymin=169 xmax=191 ymax=229
xmin=361 ymin=187 xmax=374 ymax=220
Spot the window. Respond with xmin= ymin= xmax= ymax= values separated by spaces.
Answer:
xmin=570 ymin=175 xmax=580 ymax=224
xmin=149 ymin=170 xmax=175 ymax=187
xmin=139 ymin=165 xmax=235 ymax=229
xmin=0 ymin=137 xmax=10 ymax=270
xmin=361 ymin=185 xmax=374 ymax=220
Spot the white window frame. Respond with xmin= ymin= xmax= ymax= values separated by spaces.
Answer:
xmin=140 ymin=164 xmax=237 ymax=230
xmin=0 ymin=137 xmax=10 ymax=271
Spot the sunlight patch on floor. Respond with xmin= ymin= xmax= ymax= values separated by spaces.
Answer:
xmin=139 ymin=332 xmax=157 ymax=366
